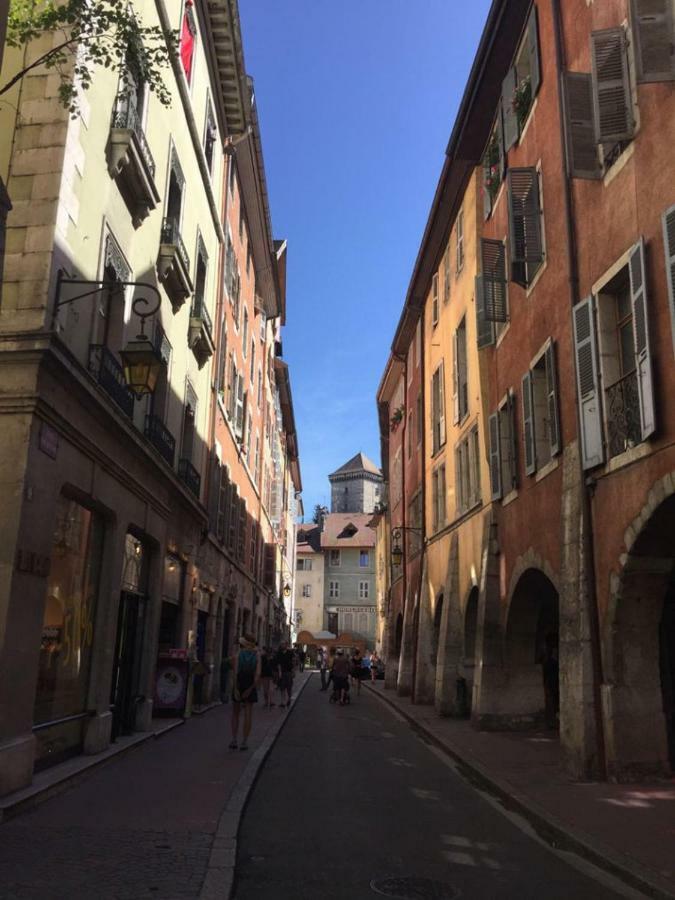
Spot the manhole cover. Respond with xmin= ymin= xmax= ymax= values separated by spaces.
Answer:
xmin=370 ymin=876 xmax=460 ymax=900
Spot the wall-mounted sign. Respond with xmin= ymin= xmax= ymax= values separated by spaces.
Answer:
xmin=38 ymin=423 xmax=59 ymax=459
xmin=154 ymin=655 xmax=189 ymax=714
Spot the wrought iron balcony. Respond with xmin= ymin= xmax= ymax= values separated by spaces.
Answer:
xmin=606 ymin=370 xmax=641 ymax=459
xmin=107 ymin=99 xmax=160 ymax=227
xmin=157 ymin=216 xmax=193 ymax=309
xmin=88 ymin=345 xmax=135 ymax=418
xmin=178 ymin=458 xmax=201 ymax=498
xmin=144 ymin=414 xmax=176 ymax=466
xmin=188 ymin=294 xmax=215 ymax=366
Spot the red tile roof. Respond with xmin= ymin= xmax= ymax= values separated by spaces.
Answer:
xmin=320 ymin=513 xmax=376 ymax=548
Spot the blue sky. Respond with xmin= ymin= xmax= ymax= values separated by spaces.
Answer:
xmin=238 ymin=1 xmax=492 ymax=518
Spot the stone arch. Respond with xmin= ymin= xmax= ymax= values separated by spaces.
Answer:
xmin=603 ymin=473 xmax=675 ymax=779
xmin=505 ymin=549 xmax=560 ymax=629
xmin=502 ymin=567 xmax=559 ymax=730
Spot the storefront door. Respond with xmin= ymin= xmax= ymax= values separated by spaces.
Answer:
xmin=110 ymin=590 xmax=146 ymax=738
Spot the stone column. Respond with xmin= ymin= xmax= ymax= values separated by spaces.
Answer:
xmin=413 ymin=555 xmax=436 ymax=705
xmin=397 ymin=584 xmax=416 ymax=697
xmin=135 ymin=537 xmax=166 ymax=732
xmin=434 ymin=533 xmax=464 ymax=716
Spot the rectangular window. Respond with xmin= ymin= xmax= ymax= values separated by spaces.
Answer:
xmin=297 ymin=558 xmax=313 ymax=572
xmin=522 ymin=341 xmax=560 ymax=475
xmin=416 ymin=392 xmax=423 ymax=445
xmin=456 ymin=425 xmax=481 ymax=514
xmin=329 ymin=549 xmax=341 ymax=567
xmin=431 ymin=363 xmax=446 ymax=455
xmin=454 ymin=317 xmax=468 ymax=422
xmin=443 ymin=243 xmax=451 ymax=302
xmin=456 ymin=209 xmax=465 ymax=273
xmin=359 ymin=551 xmax=369 ymax=567
xmin=242 ymin=309 xmax=249 ymax=357
xmin=508 ymin=167 xmax=544 ymax=288
xmin=302 ymin=584 xmax=312 ymax=598
xmin=502 ymin=5 xmax=541 ymax=151
xmin=329 ymin=581 xmax=339 ymax=599
xmin=204 ymin=102 xmax=216 ymax=174
xmin=359 ymin=581 xmax=370 ymax=600
xmin=257 ymin=368 xmax=263 ymax=407
xmin=483 ymin=116 xmax=505 ymax=218
xmin=489 ymin=394 xmax=518 ymax=500
xmin=254 ymin=434 xmax=261 ymax=484
xmin=432 ymin=464 xmax=446 ymax=532
xmin=260 ymin=311 xmax=266 ymax=342
xmin=415 ymin=319 xmax=422 ymax=366
xmin=431 ymin=273 xmax=439 ymax=327
xmin=179 ymin=0 xmax=197 ymax=84
xmin=407 ymin=410 xmax=413 ymax=460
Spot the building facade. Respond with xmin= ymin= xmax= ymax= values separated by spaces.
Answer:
xmin=321 ymin=513 xmax=377 ymax=645
xmin=293 ymin=523 xmax=325 ymax=638
xmin=0 ymin=0 xmax=301 ymax=797
xmin=376 ymin=0 xmax=675 ymax=782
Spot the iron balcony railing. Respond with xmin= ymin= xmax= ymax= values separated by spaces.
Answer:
xmin=191 ymin=294 xmax=213 ymax=339
xmin=606 ymin=369 xmax=641 ymax=459
xmin=160 ymin=216 xmax=190 ymax=275
xmin=111 ymin=99 xmax=156 ymax=178
xmin=178 ymin=458 xmax=201 ymax=497
xmin=144 ymin=414 xmax=176 ymax=466
xmin=89 ymin=345 xmax=135 ymax=418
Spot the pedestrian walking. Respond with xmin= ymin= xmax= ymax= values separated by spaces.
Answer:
xmin=350 ymin=647 xmax=364 ymax=696
xmin=332 ymin=649 xmax=350 ymax=705
xmin=370 ymin=651 xmax=380 ymax=683
xmin=275 ymin=640 xmax=295 ymax=708
xmin=319 ymin=646 xmax=329 ymax=691
xmin=230 ymin=634 xmax=260 ymax=751
xmin=298 ymin=647 xmax=307 ymax=672
xmin=260 ymin=646 xmax=275 ymax=708
xmin=325 ymin=646 xmax=336 ymax=693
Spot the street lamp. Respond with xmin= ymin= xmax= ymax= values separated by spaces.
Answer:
xmin=283 ymin=583 xmax=291 ymax=598
xmin=54 ymin=272 xmax=164 ymax=398
xmin=390 ymin=526 xmax=422 ymax=567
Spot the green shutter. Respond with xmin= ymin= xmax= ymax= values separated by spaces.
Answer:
xmin=508 ymin=167 xmax=543 ymax=267
xmin=522 ymin=371 xmax=536 ymax=475
xmin=545 ymin=342 xmax=561 ymax=456
xmin=563 ymin=72 xmax=601 ymax=179
xmin=527 ymin=5 xmax=541 ymax=97
xmin=489 ymin=412 xmax=502 ymax=500
xmin=591 ymin=28 xmax=634 ymax=142
xmin=631 ymin=0 xmax=675 ymax=83
xmin=481 ymin=238 xmax=508 ymax=322
xmin=475 ymin=276 xmax=496 ymax=349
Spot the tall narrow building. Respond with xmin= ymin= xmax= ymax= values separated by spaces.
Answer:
xmin=329 ymin=452 xmax=383 ymax=514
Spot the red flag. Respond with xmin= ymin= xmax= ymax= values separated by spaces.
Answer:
xmin=180 ymin=2 xmax=195 ymax=81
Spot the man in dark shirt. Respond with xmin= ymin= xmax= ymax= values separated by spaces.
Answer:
xmin=275 ymin=641 xmax=294 ymax=707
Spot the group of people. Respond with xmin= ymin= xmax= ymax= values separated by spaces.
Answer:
xmin=226 ymin=636 xmax=301 ymax=751
xmin=318 ymin=647 xmax=382 ymax=705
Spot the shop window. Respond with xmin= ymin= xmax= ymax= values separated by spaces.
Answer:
xmin=34 ymin=496 xmax=104 ymax=767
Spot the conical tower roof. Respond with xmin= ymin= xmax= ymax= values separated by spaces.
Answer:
xmin=329 ymin=452 xmax=382 ymax=479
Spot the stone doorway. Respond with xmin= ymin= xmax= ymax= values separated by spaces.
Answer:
xmin=605 ymin=490 xmax=675 ymax=778
xmin=503 ymin=568 xmax=559 ymax=730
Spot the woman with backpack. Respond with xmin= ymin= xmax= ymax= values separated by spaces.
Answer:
xmin=229 ymin=633 xmax=260 ymax=751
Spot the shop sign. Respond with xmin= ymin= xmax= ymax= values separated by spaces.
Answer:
xmin=38 ymin=423 xmax=59 ymax=459
xmin=335 ymin=605 xmax=376 ymax=613
xmin=154 ymin=656 xmax=188 ymax=713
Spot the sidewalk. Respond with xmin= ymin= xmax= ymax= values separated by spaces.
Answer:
xmin=367 ymin=681 xmax=675 ymax=900
xmin=0 ymin=672 xmax=310 ymax=900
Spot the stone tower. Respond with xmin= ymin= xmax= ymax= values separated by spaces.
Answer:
xmin=329 ymin=452 xmax=384 ymax=514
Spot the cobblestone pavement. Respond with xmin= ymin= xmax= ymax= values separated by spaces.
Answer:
xmin=0 ymin=695 xmax=294 ymax=900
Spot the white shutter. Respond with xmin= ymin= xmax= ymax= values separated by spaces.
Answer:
xmin=489 ymin=412 xmax=502 ymax=500
xmin=661 ymin=205 xmax=675 ymax=358
xmin=507 ymin=392 xmax=518 ymax=490
xmin=572 ymin=297 xmax=605 ymax=469
xmin=522 ymin=371 xmax=536 ymax=475
xmin=629 ymin=239 xmax=656 ymax=439
xmin=452 ymin=332 xmax=459 ymax=425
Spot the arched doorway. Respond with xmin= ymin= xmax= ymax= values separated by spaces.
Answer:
xmin=462 ymin=587 xmax=479 ymax=718
xmin=606 ymin=492 xmax=675 ymax=778
xmin=504 ymin=568 xmax=559 ymax=730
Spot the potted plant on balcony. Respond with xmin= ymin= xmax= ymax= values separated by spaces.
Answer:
xmin=512 ymin=74 xmax=532 ymax=131
xmin=483 ymin=131 xmax=501 ymax=204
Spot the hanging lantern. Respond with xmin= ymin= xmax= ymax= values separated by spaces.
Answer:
xmin=120 ymin=336 xmax=163 ymax=397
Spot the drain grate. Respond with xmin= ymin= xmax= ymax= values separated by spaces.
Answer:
xmin=370 ymin=876 xmax=460 ymax=899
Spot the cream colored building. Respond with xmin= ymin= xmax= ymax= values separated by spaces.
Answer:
xmin=0 ymin=0 xmax=300 ymax=797
xmin=416 ymin=170 xmax=491 ymax=712
xmin=293 ymin=523 xmax=325 ymax=638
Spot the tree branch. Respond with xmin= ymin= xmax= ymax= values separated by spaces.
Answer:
xmin=0 ymin=36 xmax=78 ymax=96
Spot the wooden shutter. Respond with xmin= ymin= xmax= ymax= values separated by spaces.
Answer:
xmin=475 ymin=276 xmax=496 ymax=349
xmin=431 ymin=371 xmax=439 ymax=454
xmin=629 ymin=239 xmax=656 ymax=439
xmin=662 ymin=205 xmax=675 ymax=358
xmin=502 ymin=68 xmax=519 ymax=152
xmin=508 ymin=168 xmax=543 ymax=266
xmin=563 ymin=72 xmax=601 ymax=179
xmin=591 ymin=28 xmax=634 ymax=142
xmin=481 ymin=239 xmax=508 ymax=321
xmin=631 ymin=0 xmax=675 ymax=82
xmin=545 ymin=342 xmax=561 ymax=456
xmin=489 ymin=412 xmax=502 ymax=500
xmin=431 ymin=469 xmax=439 ymax=531
xmin=452 ymin=333 xmax=459 ymax=424
xmin=438 ymin=361 xmax=446 ymax=446
xmin=572 ymin=297 xmax=605 ymax=470
xmin=527 ymin=5 xmax=541 ymax=97
xmin=521 ymin=371 xmax=536 ymax=475
xmin=432 ymin=273 xmax=439 ymax=326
